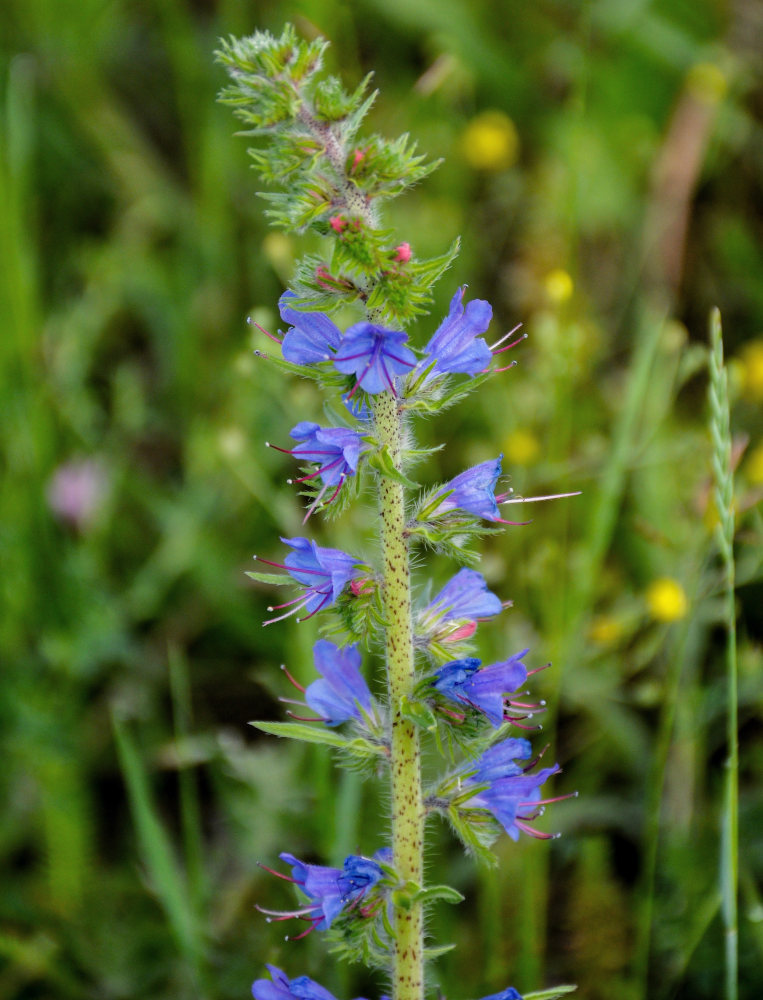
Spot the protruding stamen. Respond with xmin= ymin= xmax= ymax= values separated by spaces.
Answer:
xmin=280 ymin=663 xmax=306 ymax=693
xmin=488 ymin=323 xmax=524 ymax=352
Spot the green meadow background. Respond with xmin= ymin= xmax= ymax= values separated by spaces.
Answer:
xmin=2 ymin=1 xmax=763 ymax=998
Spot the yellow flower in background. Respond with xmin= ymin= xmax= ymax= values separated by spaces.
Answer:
xmin=544 ymin=268 xmax=574 ymax=304
xmin=462 ymin=110 xmax=519 ymax=171
xmin=646 ymin=578 xmax=688 ymax=623
xmin=746 ymin=442 xmax=763 ymax=485
xmin=686 ymin=62 xmax=728 ymax=105
xmin=503 ymin=428 xmax=540 ymax=465
xmin=589 ymin=616 xmax=623 ymax=645
xmin=739 ymin=340 xmax=763 ymax=402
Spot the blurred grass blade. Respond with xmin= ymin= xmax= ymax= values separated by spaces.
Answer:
xmin=111 ymin=709 xmax=203 ymax=983
xmin=708 ymin=308 xmax=738 ymax=1000
xmin=168 ymin=644 xmax=206 ymax=917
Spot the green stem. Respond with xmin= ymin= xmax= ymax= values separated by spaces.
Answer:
xmin=372 ymin=390 xmax=424 ymax=1000
xmin=709 ymin=309 xmax=738 ymax=1000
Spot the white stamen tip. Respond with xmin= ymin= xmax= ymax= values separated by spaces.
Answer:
xmin=573 ymin=790 xmax=580 ymax=797
xmin=540 ymin=700 xmax=547 ymax=707
xmin=267 ymin=607 xmax=274 ymax=612
xmin=286 ymin=479 xmax=294 ymax=484
xmin=252 ymin=555 xmax=258 ymax=561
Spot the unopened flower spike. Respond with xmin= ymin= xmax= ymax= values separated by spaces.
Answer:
xmin=253 ymin=537 xmax=362 ymax=625
xmin=333 ymin=322 xmax=417 ymax=397
xmin=257 ymin=848 xmax=391 ymax=937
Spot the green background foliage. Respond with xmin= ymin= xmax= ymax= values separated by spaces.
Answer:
xmin=2 ymin=1 xmax=763 ymax=998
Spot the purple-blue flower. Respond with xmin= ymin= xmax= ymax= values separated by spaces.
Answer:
xmin=252 ymin=967 xmax=352 ymax=1000
xmin=305 ymin=639 xmax=372 ymax=726
xmin=256 ymin=537 xmax=362 ymax=625
xmin=432 ymin=456 xmax=504 ymax=520
xmin=288 ymin=422 xmax=364 ymax=486
xmin=422 ymin=287 xmax=493 ymax=376
xmin=420 ymin=568 xmax=503 ymax=635
xmin=464 ymin=738 xmax=562 ymax=841
xmin=478 ymin=990 xmax=522 ymax=1000
xmin=333 ymin=322 xmax=417 ymax=395
xmin=263 ymin=847 xmax=390 ymax=933
xmin=430 ymin=650 xmax=529 ymax=726
xmin=279 ymin=291 xmax=342 ymax=365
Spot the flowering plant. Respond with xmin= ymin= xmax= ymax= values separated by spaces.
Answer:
xmin=218 ymin=24 xmax=577 ymax=1000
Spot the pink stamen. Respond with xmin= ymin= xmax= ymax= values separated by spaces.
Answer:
xmin=286 ymin=711 xmax=327 ymax=723
xmin=515 ymin=820 xmax=558 ymax=840
xmin=253 ymin=555 xmax=327 ymax=577
xmin=257 ymin=862 xmax=298 ymax=883
xmin=248 ymin=317 xmax=283 ymax=345
xmin=295 ymin=590 xmax=333 ymax=623
xmin=280 ymin=664 xmax=305 ymax=693
xmin=495 ymin=517 xmax=532 ymax=526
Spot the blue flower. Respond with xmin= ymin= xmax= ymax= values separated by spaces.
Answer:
xmin=464 ymin=739 xmax=562 ymax=841
xmin=420 ymin=568 xmax=503 ymax=637
xmin=430 ymin=651 xmax=529 ymax=727
xmin=287 ymin=422 xmax=365 ymax=486
xmin=432 ymin=456 xmax=503 ymax=520
xmin=333 ymin=322 xmax=417 ymax=395
xmin=305 ymin=640 xmax=372 ymax=726
xmin=478 ymin=990 xmax=523 ymax=1000
xmin=252 ymin=967 xmax=351 ymax=1000
xmin=262 ymin=847 xmax=390 ymax=934
xmin=279 ymin=292 xmax=342 ymax=365
xmin=422 ymin=287 xmax=493 ymax=376
xmin=255 ymin=538 xmax=361 ymax=625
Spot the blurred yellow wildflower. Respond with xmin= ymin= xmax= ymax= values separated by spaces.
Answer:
xmin=504 ymin=429 xmax=540 ymax=465
xmin=745 ymin=442 xmax=763 ymax=485
xmin=544 ymin=269 xmax=574 ymax=304
xmin=739 ymin=340 xmax=763 ymax=402
xmin=589 ymin=616 xmax=623 ymax=644
xmin=686 ymin=62 xmax=728 ymax=105
xmin=462 ymin=110 xmax=519 ymax=171
xmin=646 ymin=578 xmax=688 ymax=622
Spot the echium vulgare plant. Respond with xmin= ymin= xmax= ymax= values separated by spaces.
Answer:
xmin=217 ymin=25 xmax=578 ymax=1000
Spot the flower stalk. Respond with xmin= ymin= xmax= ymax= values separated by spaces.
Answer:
xmin=372 ymin=390 xmax=424 ymax=1000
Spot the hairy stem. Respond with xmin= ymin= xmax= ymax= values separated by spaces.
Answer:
xmin=373 ymin=390 xmax=424 ymax=1000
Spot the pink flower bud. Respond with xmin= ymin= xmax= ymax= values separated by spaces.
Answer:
xmin=329 ymin=216 xmax=347 ymax=234
xmin=393 ymin=242 xmax=412 ymax=264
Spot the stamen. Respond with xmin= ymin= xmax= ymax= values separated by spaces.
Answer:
xmin=280 ymin=663 xmax=306 ymax=693
xmin=501 ymin=490 xmax=582 ymax=505
xmin=495 ymin=517 xmax=532 ymax=526
xmin=263 ymin=598 xmax=309 ymax=626
xmin=488 ymin=323 xmax=524 ymax=352
xmin=257 ymin=862 xmax=298 ymax=883
xmin=253 ymin=555 xmax=327 ymax=577
xmin=296 ymin=590 xmax=333 ymax=623
xmin=286 ymin=710 xmax=327 ymax=723
xmin=248 ymin=317 xmax=283 ymax=345
xmin=265 ymin=442 xmax=294 ymax=454
xmin=491 ymin=360 xmax=519 ymax=374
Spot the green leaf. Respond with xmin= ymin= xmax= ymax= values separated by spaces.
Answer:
xmin=399 ymin=695 xmax=437 ymax=731
xmin=424 ymin=942 xmax=456 ymax=960
xmin=250 ymin=721 xmax=350 ymax=749
xmin=245 ymin=570 xmax=290 ymax=586
xmin=412 ymin=883 xmax=464 ymax=906
xmin=367 ymin=446 xmax=419 ymax=488
xmin=524 ymin=987 xmax=578 ymax=1000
